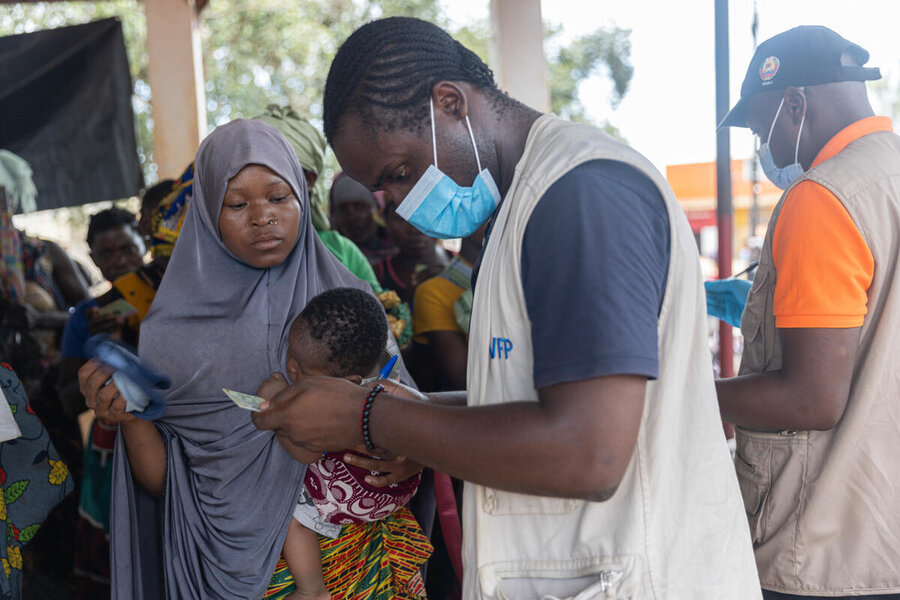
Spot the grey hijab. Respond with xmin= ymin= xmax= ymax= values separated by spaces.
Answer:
xmin=110 ymin=119 xmax=400 ymax=599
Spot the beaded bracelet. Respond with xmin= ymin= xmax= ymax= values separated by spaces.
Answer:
xmin=361 ymin=384 xmax=385 ymax=453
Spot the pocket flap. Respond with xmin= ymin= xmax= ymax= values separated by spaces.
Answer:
xmin=482 ymin=487 xmax=577 ymax=516
xmin=479 ymin=555 xmax=641 ymax=600
xmin=740 ymin=309 xmax=762 ymax=343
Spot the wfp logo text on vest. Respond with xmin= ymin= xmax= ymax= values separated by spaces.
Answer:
xmin=489 ymin=337 xmax=513 ymax=359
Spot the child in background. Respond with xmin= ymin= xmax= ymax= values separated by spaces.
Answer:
xmin=258 ymin=287 xmax=430 ymax=600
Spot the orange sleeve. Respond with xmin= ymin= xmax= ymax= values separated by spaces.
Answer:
xmin=772 ymin=181 xmax=874 ymax=328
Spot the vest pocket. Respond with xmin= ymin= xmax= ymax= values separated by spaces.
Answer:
xmin=734 ymin=428 xmax=808 ymax=548
xmin=479 ymin=554 xmax=641 ymax=600
xmin=734 ymin=444 xmax=769 ymax=545
xmin=482 ymin=487 xmax=577 ymax=515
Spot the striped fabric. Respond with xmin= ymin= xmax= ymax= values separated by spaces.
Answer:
xmin=265 ymin=506 xmax=431 ymax=600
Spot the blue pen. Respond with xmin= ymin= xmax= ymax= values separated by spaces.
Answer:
xmin=377 ymin=355 xmax=398 ymax=380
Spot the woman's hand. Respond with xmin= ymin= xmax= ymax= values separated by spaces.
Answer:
xmin=78 ymin=358 xmax=136 ymax=424
xmin=85 ymin=307 xmax=124 ymax=338
xmin=342 ymin=453 xmax=425 ymax=488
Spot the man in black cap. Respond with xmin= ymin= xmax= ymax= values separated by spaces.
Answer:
xmin=717 ymin=26 xmax=900 ymax=600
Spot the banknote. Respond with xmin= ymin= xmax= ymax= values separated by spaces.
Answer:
xmin=96 ymin=298 xmax=138 ymax=318
xmin=223 ymin=388 xmax=265 ymax=412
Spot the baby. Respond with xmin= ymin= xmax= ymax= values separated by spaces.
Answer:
xmin=258 ymin=287 xmax=422 ymax=600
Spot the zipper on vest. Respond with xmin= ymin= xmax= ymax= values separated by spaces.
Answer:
xmin=598 ymin=569 xmax=620 ymax=599
xmin=544 ymin=569 xmax=623 ymax=600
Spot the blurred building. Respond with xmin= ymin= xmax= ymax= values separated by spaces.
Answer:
xmin=667 ymin=158 xmax=782 ymax=276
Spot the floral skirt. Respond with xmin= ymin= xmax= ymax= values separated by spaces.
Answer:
xmin=0 ymin=363 xmax=74 ymax=597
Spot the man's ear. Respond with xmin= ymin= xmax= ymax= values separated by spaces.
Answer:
xmin=784 ymin=87 xmax=807 ymax=126
xmin=431 ymin=81 xmax=468 ymax=120
xmin=304 ymin=170 xmax=318 ymax=191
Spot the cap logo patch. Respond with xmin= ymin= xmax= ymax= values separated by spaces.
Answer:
xmin=760 ymin=56 xmax=780 ymax=85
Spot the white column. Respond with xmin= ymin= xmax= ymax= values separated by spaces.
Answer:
xmin=144 ymin=0 xmax=207 ymax=179
xmin=488 ymin=0 xmax=550 ymax=112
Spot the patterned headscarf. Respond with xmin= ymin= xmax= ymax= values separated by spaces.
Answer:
xmin=254 ymin=104 xmax=332 ymax=232
xmin=0 ymin=213 xmax=24 ymax=303
xmin=150 ymin=164 xmax=192 ymax=259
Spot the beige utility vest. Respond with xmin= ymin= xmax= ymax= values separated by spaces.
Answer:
xmin=463 ymin=115 xmax=760 ymax=600
xmin=736 ymin=129 xmax=900 ymax=595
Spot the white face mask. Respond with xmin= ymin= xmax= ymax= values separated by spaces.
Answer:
xmin=757 ymin=95 xmax=806 ymax=190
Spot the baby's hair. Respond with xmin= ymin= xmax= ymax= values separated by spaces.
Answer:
xmin=291 ymin=287 xmax=388 ymax=377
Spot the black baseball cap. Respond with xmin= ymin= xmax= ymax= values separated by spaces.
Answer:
xmin=718 ymin=26 xmax=881 ymax=130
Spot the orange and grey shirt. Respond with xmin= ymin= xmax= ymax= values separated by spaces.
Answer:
xmin=737 ymin=115 xmax=900 ymax=594
xmin=772 ymin=117 xmax=892 ymax=328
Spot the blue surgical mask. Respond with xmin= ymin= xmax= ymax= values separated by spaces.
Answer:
xmin=396 ymin=101 xmax=501 ymax=239
xmin=757 ymin=96 xmax=806 ymax=190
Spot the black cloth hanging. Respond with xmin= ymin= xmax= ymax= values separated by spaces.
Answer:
xmin=0 ymin=18 xmax=143 ymax=211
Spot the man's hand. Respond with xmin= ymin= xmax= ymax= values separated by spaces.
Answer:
xmin=252 ymin=376 xmax=368 ymax=452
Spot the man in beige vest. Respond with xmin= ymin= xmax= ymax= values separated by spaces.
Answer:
xmin=717 ymin=26 xmax=900 ymax=600
xmin=254 ymin=17 xmax=760 ymax=599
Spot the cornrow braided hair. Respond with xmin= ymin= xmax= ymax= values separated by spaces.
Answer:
xmin=323 ymin=16 xmax=503 ymax=144
xmin=292 ymin=287 xmax=388 ymax=377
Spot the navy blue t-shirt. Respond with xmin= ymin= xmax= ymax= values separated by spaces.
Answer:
xmin=473 ymin=159 xmax=670 ymax=389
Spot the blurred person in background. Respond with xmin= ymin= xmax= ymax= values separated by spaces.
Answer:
xmin=330 ymin=172 xmax=396 ymax=266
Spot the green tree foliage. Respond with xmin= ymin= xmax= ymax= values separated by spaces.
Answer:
xmin=1 ymin=0 xmax=633 ymax=180
xmin=201 ymin=0 xmax=443 ymax=132
xmin=869 ymin=65 xmax=900 ymax=123
xmin=547 ymin=24 xmax=634 ymax=138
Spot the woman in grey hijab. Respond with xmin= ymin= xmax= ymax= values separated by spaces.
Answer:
xmin=79 ymin=119 xmax=416 ymax=599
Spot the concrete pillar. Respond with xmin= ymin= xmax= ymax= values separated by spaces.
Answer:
xmin=488 ymin=0 xmax=550 ymax=112
xmin=144 ymin=0 xmax=206 ymax=179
